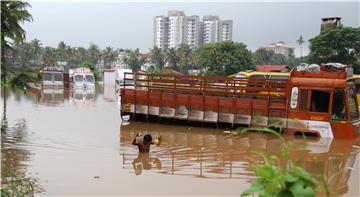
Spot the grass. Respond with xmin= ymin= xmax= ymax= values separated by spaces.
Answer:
xmin=231 ymin=124 xmax=332 ymax=197
xmin=1 ymin=172 xmax=36 ymax=197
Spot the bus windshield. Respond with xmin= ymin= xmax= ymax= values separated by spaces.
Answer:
xmin=85 ymin=75 xmax=95 ymax=83
xmin=74 ymin=75 xmax=84 ymax=82
xmin=346 ymin=84 xmax=359 ymax=120
xmin=42 ymin=73 xmax=52 ymax=81
xmin=54 ymin=73 xmax=63 ymax=82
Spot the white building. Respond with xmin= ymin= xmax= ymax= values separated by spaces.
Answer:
xmin=184 ymin=15 xmax=201 ymax=48
xmin=202 ymin=15 xmax=220 ymax=43
xmin=219 ymin=20 xmax=233 ymax=41
xmin=153 ymin=16 xmax=169 ymax=50
xmin=168 ymin=10 xmax=185 ymax=49
xmin=153 ymin=11 xmax=233 ymax=50
xmin=263 ymin=41 xmax=294 ymax=57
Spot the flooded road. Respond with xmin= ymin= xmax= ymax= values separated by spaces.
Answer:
xmin=1 ymin=86 xmax=360 ymax=196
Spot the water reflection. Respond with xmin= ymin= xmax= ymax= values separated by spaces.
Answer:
xmin=69 ymin=88 xmax=95 ymax=108
xmin=39 ymin=88 xmax=65 ymax=106
xmin=103 ymin=84 xmax=117 ymax=102
xmin=131 ymin=153 xmax=162 ymax=176
xmin=120 ymin=122 xmax=360 ymax=195
xmin=1 ymin=117 xmax=41 ymax=193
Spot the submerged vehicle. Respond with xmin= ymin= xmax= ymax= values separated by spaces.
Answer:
xmin=120 ymin=63 xmax=360 ymax=138
xmin=41 ymin=66 xmax=64 ymax=89
xmin=69 ymin=67 xmax=95 ymax=89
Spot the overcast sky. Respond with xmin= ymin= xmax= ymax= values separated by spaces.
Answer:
xmin=23 ymin=1 xmax=359 ymax=56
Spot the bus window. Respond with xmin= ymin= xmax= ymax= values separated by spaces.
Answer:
xmin=299 ymin=90 xmax=308 ymax=111
xmin=310 ymin=90 xmax=330 ymax=113
xmin=332 ymin=89 xmax=346 ymax=120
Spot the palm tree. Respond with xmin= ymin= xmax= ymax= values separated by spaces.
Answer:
xmin=297 ymin=35 xmax=305 ymax=62
xmin=1 ymin=1 xmax=33 ymax=83
xmin=42 ymin=46 xmax=57 ymax=67
xmin=166 ymin=48 xmax=179 ymax=71
xmin=177 ymin=44 xmax=192 ymax=74
xmin=121 ymin=49 xmax=143 ymax=71
xmin=56 ymin=41 xmax=67 ymax=66
xmin=29 ymin=39 xmax=42 ymax=66
xmin=87 ymin=43 xmax=101 ymax=69
xmin=149 ymin=46 xmax=164 ymax=70
xmin=102 ymin=47 xmax=118 ymax=69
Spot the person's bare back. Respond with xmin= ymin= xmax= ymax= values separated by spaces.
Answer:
xmin=132 ymin=133 xmax=154 ymax=153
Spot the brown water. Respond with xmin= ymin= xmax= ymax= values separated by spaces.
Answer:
xmin=1 ymin=86 xmax=360 ymax=196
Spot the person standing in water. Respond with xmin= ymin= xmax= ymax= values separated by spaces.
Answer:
xmin=132 ymin=133 xmax=154 ymax=153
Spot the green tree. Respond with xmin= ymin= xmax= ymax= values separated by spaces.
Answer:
xmin=102 ymin=46 xmax=118 ymax=69
xmin=56 ymin=41 xmax=67 ymax=65
xmin=165 ymin=47 xmax=179 ymax=71
xmin=122 ymin=49 xmax=144 ymax=71
xmin=1 ymin=1 xmax=33 ymax=83
xmin=177 ymin=43 xmax=193 ymax=74
xmin=87 ymin=43 xmax=101 ymax=68
xmin=29 ymin=38 xmax=42 ymax=66
xmin=252 ymin=48 xmax=274 ymax=65
xmin=195 ymin=41 xmax=253 ymax=76
xmin=42 ymin=46 xmax=57 ymax=67
xmin=149 ymin=46 xmax=165 ymax=70
xmin=17 ymin=42 xmax=32 ymax=67
xmin=309 ymin=26 xmax=360 ymax=71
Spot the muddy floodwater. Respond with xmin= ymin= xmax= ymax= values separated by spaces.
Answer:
xmin=1 ymin=86 xmax=360 ymax=196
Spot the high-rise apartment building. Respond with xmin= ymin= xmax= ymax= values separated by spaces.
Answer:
xmin=153 ymin=11 xmax=233 ymax=50
xmin=219 ymin=20 xmax=233 ymax=41
xmin=153 ymin=16 xmax=169 ymax=49
xmin=184 ymin=15 xmax=201 ymax=48
xmin=202 ymin=15 xmax=220 ymax=44
xmin=168 ymin=10 xmax=185 ymax=49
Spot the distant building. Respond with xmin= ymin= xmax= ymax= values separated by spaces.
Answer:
xmin=321 ymin=17 xmax=341 ymax=32
xmin=153 ymin=11 xmax=233 ymax=50
xmin=184 ymin=15 xmax=201 ymax=48
xmin=153 ymin=16 xmax=169 ymax=50
xmin=202 ymin=15 xmax=220 ymax=43
xmin=263 ymin=41 xmax=294 ymax=57
xmin=219 ymin=20 xmax=233 ymax=41
xmin=256 ymin=65 xmax=290 ymax=72
xmin=168 ymin=11 xmax=186 ymax=49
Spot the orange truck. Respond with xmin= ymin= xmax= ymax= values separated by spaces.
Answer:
xmin=120 ymin=66 xmax=360 ymax=138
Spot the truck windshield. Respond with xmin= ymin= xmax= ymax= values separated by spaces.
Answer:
xmin=54 ymin=73 xmax=63 ymax=82
xmin=346 ymin=85 xmax=359 ymax=120
xmin=85 ymin=75 xmax=95 ymax=83
xmin=42 ymin=73 xmax=52 ymax=81
xmin=74 ymin=75 xmax=84 ymax=82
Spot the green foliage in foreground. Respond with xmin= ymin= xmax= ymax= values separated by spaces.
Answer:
xmin=235 ymin=127 xmax=317 ymax=197
xmin=1 ymin=172 xmax=35 ymax=197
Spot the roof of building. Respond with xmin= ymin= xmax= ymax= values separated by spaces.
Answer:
xmin=256 ymin=65 xmax=290 ymax=72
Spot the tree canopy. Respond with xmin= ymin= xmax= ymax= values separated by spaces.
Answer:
xmin=309 ymin=26 xmax=360 ymax=71
xmin=1 ymin=1 xmax=33 ymax=49
xmin=194 ymin=41 xmax=253 ymax=76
